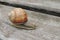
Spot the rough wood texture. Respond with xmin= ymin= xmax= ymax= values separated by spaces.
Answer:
xmin=1 ymin=0 xmax=60 ymax=12
xmin=0 ymin=4 xmax=60 ymax=40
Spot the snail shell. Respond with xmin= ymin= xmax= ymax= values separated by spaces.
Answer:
xmin=9 ymin=8 xmax=28 ymax=24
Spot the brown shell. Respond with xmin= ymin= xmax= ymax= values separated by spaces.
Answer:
xmin=9 ymin=8 xmax=28 ymax=24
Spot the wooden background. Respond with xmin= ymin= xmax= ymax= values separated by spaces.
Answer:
xmin=0 ymin=0 xmax=60 ymax=40
xmin=1 ymin=0 xmax=60 ymax=12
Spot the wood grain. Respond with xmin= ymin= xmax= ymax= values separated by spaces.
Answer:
xmin=0 ymin=5 xmax=60 ymax=40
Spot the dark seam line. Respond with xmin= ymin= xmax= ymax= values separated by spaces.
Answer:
xmin=0 ymin=1 xmax=60 ymax=17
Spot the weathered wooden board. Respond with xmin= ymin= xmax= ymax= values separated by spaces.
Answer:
xmin=0 ymin=4 xmax=60 ymax=40
xmin=1 ymin=0 xmax=60 ymax=12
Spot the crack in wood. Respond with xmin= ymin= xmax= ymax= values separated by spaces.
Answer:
xmin=0 ymin=1 xmax=60 ymax=17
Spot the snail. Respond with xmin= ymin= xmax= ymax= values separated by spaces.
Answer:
xmin=8 ymin=8 xmax=36 ymax=30
xmin=9 ymin=8 xmax=28 ymax=24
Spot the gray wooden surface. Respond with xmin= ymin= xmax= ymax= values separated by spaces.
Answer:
xmin=0 ymin=5 xmax=60 ymax=40
xmin=1 ymin=0 xmax=60 ymax=12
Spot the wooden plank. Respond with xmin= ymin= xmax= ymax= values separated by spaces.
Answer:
xmin=0 ymin=0 xmax=60 ymax=12
xmin=0 ymin=5 xmax=60 ymax=40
